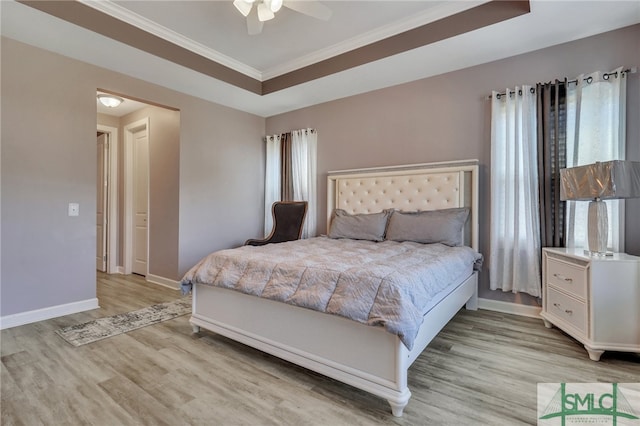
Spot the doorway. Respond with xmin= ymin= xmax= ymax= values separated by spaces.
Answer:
xmin=97 ymin=132 xmax=107 ymax=272
xmin=96 ymin=90 xmax=180 ymax=286
xmin=96 ymin=124 xmax=118 ymax=274
xmin=124 ymin=118 xmax=150 ymax=276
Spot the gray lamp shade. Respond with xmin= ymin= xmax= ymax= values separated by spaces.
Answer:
xmin=559 ymin=160 xmax=640 ymax=255
xmin=560 ymin=160 xmax=640 ymax=201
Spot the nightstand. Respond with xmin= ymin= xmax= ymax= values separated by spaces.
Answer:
xmin=541 ymin=247 xmax=640 ymax=361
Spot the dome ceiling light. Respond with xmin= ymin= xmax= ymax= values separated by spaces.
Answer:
xmin=97 ymin=94 xmax=125 ymax=108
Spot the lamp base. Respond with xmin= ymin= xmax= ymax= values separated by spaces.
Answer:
xmin=587 ymin=199 xmax=608 ymax=255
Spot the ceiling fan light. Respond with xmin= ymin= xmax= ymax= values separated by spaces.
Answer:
xmin=97 ymin=94 xmax=124 ymax=108
xmin=257 ymin=2 xmax=274 ymax=22
xmin=269 ymin=0 xmax=283 ymax=13
xmin=233 ymin=0 xmax=253 ymax=17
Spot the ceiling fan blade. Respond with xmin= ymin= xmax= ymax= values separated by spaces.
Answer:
xmin=284 ymin=1 xmax=332 ymax=21
xmin=246 ymin=8 xmax=264 ymax=35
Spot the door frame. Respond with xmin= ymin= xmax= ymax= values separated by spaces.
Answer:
xmin=123 ymin=117 xmax=150 ymax=276
xmin=96 ymin=124 xmax=118 ymax=274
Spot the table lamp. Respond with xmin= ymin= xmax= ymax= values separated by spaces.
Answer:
xmin=560 ymin=160 xmax=640 ymax=256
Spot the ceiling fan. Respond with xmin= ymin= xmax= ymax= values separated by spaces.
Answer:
xmin=233 ymin=0 xmax=332 ymax=35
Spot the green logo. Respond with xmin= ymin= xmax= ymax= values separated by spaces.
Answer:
xmin=539 ymin=383 xmax=639 ymax=425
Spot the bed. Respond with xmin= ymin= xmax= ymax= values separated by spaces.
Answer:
xmin=182 ymin=159 xmax=480 ymax=417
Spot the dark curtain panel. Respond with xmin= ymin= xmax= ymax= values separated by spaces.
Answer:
xmin=536 ymin=80 xmax=567 ymax=248
xmin=280 ymin=132 xmax=294 ymax=201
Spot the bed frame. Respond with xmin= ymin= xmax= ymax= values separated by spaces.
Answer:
xmin=189 ymin=159 xmax=479 ymax=416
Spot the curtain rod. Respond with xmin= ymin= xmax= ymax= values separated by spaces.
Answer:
xmin=487 ymin=67 xmax=636 ymax=100
xmin=264 ymin=128 xmax=317 ymax=142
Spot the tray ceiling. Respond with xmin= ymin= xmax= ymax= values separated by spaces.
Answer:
xmin=3 ymin=1 xmax=639 ymax=116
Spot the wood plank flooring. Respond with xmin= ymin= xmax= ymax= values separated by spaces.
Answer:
xmin=2 ymin=272 xmax=638 ymax=425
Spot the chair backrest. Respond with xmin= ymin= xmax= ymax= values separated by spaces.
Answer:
xmin=268 ymin=201 xmax=308 ymax=243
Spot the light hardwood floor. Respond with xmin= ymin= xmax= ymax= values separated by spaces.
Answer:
xmin=2 ymin=273 xmax=638 ymax=425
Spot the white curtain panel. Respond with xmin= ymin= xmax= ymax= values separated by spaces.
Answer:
xmin=291 ymin=129 xmax=318 ymax=238
xmin=565 ymin=66 xmax=627 ymax=251
xmin=264 ymin=134 xmax=282 ymax=237
xmin=490 ymin=86 xmax=542 ymax=297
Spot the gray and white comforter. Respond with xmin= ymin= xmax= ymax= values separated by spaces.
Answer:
xmin=181 ymin=236 xmax=482 ymax=349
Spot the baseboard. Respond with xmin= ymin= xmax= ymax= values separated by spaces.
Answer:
xmin=106 ymin=268 xmax=179 ymax=290
xmin=0 ymin=298 xmax=99 ymax=330
xmin=147 ymin=274 xmax=180 ymax=290
xmin=478 ymin=298 xmax=542 ymax=319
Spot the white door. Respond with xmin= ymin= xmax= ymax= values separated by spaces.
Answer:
xmin=96 ymin=133 xmax=108 ymax=272
xmin=132 ymin=128 xmax=149 ymax=276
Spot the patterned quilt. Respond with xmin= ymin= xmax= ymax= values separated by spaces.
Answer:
xmin=181 ymin=236 xmax=482 ymax=349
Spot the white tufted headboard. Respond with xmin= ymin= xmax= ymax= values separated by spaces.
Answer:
xmin=327 ymin=160 xmax=479 ymax=250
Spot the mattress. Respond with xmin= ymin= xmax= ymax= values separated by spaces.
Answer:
xmin=182 ymin=236 xmax=482 ymax=349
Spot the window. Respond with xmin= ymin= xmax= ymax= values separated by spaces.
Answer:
xmin=565 ymin=68 xmax=626 ymax=251
xmin=264 ymin=129 xmax=318 ymax=238
xmin=489 ymin=67 xmax=627 ymax=296
xmin=489 ymin=86 xmax=542 ymax=296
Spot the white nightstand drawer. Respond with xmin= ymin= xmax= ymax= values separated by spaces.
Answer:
xmin=542 ymin=248 xmax=640 ymax=361
xmin=546 ymin=287 xmax=587 ymax=336
xmin=546 ymin=257 xmax=587 ymax=300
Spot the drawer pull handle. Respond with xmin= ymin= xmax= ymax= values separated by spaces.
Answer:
xmin=553 ymin=273 xmax=573 ymax=283
xmin=552 ymin=303 xmax=573 ymax=315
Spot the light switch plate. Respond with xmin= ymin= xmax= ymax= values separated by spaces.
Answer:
xmin=68 ymin=203 xmax=79 ymax=216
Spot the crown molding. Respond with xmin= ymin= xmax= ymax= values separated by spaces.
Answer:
xmin=79 ymin=0 xmax=487 ymax=82
xmin=261 ymin=0 xmax=487 ymax=80
xmin=78 ymin=0 xmax=263 ymax=80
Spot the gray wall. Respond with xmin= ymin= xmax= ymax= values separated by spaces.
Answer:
xmin=1 ymin=37 xmax=265 ymax=317
xmin=265 ymin=24 xmax=640 ymax=305
xmin=1 ymin=38 xmax=97 ymax=314
xmin=178 ymin=96 xmax=266 ymax=275
xmin=97 ymin=113 xmax=119 ymax=128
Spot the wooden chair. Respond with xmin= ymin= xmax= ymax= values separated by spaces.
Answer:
xmin=244 ymin=201 xmax=308 ymax=246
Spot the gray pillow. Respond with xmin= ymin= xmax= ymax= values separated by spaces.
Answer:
xmin=385 ymin=208 xmax=469 ymax=246
xmin=328 ymin=209 xmax=392 ymax=242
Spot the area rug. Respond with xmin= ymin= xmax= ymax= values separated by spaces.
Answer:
xmin=55 ymin=297 xmax=192 ymax=347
